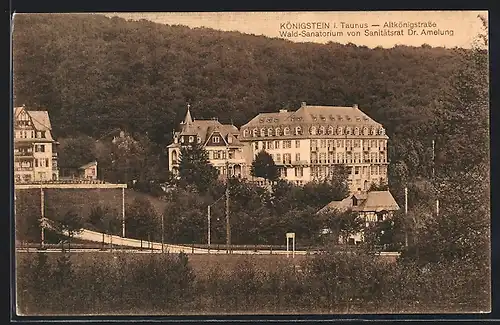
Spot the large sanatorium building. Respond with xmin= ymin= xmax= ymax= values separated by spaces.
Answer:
xmin=168 ymin=102 xmax=389 ymax=193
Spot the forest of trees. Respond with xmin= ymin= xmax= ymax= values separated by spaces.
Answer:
xmin=13 ymin=13 xmax=465 ymax=188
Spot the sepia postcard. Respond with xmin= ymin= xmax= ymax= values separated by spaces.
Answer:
xmin=11 ymin=10 xmax=490 ymax=318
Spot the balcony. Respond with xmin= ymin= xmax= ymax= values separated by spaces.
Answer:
xmin=52 ymin=152 xmax=58 ymax=157
xmin=15 ymin=167 xmax=33 ymax=171
xmin=291 ymin=160 xmax=308 ymax=166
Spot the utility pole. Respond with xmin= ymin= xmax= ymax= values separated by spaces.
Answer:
xmin=432 ymin=139 xmax=439 ymax=217
xmin=404 ymin=186 xmax=408 ymax=247
xmin=161 ymin=212 xmax=164 ymax=253
xmin=40 ymin=181 xmax=45 ymax=249
xmin=207 ymin=205 xmax=211 ymax=254
xmin=122 ymin=187 xmax=125 ymax=237
xmin=225 ymin=146 xmax=231 ymax=254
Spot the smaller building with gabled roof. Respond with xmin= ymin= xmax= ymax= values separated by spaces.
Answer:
xmin=317 ymin=190 xmax=400 ymax=244
xmin=167 ymin=104 xmax=248 ymax=179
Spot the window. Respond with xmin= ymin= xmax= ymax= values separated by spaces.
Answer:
xmin=295 ymin=140 xmax=300 ymax=148
xmin=213 ymin=136 xmax=220 ymax=143
xmin=260 ymin=128 xmax=266 ymax=137
xmin=275 ymin=140 xmax=280 ymax=149
xmin=355 ymin=166 xmax=360 ymax=175
xmin=346 ymin=127 xmax=352 ymax=135
xmin=354 ymin=140 xmax=360 ymax=148
xmin=254 ymin=142 xmax=259 ymax=150
xmin=282 ymin=168 xmax=288 ymax=177
xmin=275 ymin=127 xmax=281 ymax=136
xmin=283 ymin=153 xmax=292 ymax=164
xmin=222 ymin=151 xmax=227 ymax=159
xmin=346 ymin=140 xmax=352 ymax=150
xmin=268 ymin=128 xmax=273 ymax=137
xmin=295 ymin=126 xmax=302 ymax=135
xmin=41 ymin=131 xmax=46 ymax=138
xmin=336 ymin=140 xmax=343 ymax=148
xmin=267 ymin=141 xmax=274 ymax=150
xmin=37 ymin=131 xmax=41 ymax=138
xmin=319 ymin=153 xmax=326 ymax=163
xmin=311 ymin=140 xmax=317 ymax=148
xmin=295 ymin=153 xmax=300 ymax=162
xmin=295 ymin=167 xmax=303 ymax=177
xmin=320 ymin=139 xmax=326 ymax=148
xmin=311 ymin=152 xmax=318 ymax=163
xmin=189 ymin=136 xmax=194 ymax=143
xmin=270 ymin=154 xmax=274 ymax=161
xmin=328 ymin=125 xmax=334 ymax=135
xmin=337 ymin=127 xmax=343 ymax=135
xmin=284 ymin=127 xmax=290 ymax=136
xmin=243 ymin=129 xmax=249 ymax=137
xmin=197 ymin=136 xmax=202 ymax=143
xmin=252 ymin=128 xmax=258 ymax=137
xmin=354 ymin=153 xmax=360 ymax=163
xmin=337 ymin=153 xmax=344 ymax=163
xmin=328 ymin=140 xmax=334 ymax=149
xmin=319 ymin=126 xmax=326 ymax=135
xmin=354 ymin=127 xmax=360 ymax=135
xmin=35 ymin=159 xmax=38 ymax=167
xmin=310 ymin=126 xmax=317 ymax=135
xmin=229 ymin=151 xmax=234 ymax=159
xmin=276 ymin=154 xmax=281 ymax=162
xmin=283 ymin=140 xmax=292 ymax=149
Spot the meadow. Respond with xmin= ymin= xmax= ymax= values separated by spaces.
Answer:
xmin=15 ymin=250 xmax=488 ymax=316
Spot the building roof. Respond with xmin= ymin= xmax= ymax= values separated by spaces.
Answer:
xmin=240 ymin=102 xmax=387 ymax=140
xmin=174 ymin=107 xmax=242 ymax=147
xmin=79 ymin=161 xmax=98 ymax=170
xmin=317 ymin=190 xmax=400 ymax=215
xmin=14 ymin=106 xmax=55 ymax=141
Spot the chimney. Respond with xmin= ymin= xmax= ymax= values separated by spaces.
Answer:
xmin=301 ymin=102 xmax=306 ymax=107
xmin=352 ymin=104 xmax=358 ymax=109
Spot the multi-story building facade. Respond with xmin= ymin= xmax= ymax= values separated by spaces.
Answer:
xmin=167 ymin=105 xmax=248 ymax=179
xmin=14 ymin=105 xmax=59 ymax=183
xmin=239 ymin=102 xmax=389 ymax=192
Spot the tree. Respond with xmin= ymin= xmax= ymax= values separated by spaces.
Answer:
xmin=126 ymin=197 xmax=159 ymax=249
xmin=57 ymin=135 xmax=97 ymax=169
xmin=88 ymin=205 xmax=118 ymax=249
xmin=328 ymin=209 xmax=364 ymax=245
xmin=178 ymin=143 xmax=219 ymax=193
xmin=58 ymin=209 xmax=85 ymax=252
xmin=250 ymin=150 xmax=279 ymax=182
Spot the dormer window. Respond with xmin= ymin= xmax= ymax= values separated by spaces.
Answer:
xmin=354 ymin=127 xmax=360 ymax=136
xmin=267 ymin=128 xmax=273 ymax=137
xmin=275 ymin=127 xmax=281 ymax=136
xmin=295 ymin=126 xmax=302 ymax=135
xmin=310 ymin=126 xmax=317 ymax=135
xmin=174 ymin=135 xmax=179 ymax=144
xmin=363 ymin=127 xmax=368 ymax=136
xmin=260 ymin=128 xmax=266 ymax=137
xmin=197 ymin=136 xmax=202 ymax=143
xmin=228 ymin=136 xmax=233 ymax=144
xmin=243 ymin=129 xmax=249 ymax=137
xmin=319 ymin=126 xmax=326 ymax=135
xmin=252 ymin=128 xmax=258 ymax=137
xmin=328 ymin=125 xmax=334 ymax=135
xmin=189 ymin=136 xmax=194 ymax=143
xmin=181 ymin=137 xmax=185 ymax=143
xmin=346 ymin=127 xmax=352 ymax=135
xmin=337 ymin=127 xmax=343 ymax=135
xmin=213 ymin=136 xmax=220 ymax=143
xmin=379 ymin=128 xmax=385 ymax=135
xmin=284 ymin=127 xmax=290 ymax=136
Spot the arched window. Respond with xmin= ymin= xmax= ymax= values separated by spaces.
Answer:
xmin=197 ymin=136 xmax=202 ymax=143
xmin=319 ymin=126 xmax=326 ymax=135
xmin=328 ymin=125 xmax=334 ymax=135
xmin=260 ymin=128 xmax=266 ymax=137
xmin=172 ymin=151 xmax=178 ymax=163
xmin=379 ymin=128 xmax=385 ymax=135
xmin=284 ymin=126 xmax=290 ymax=136
xmin=243 ymin=129 xmax=249 ymax=137
xmin=267 ymin=128 xmax=273 ymax=137
xmin=346 ymin=127 xmax=352 ymax=135
xmin=295 ymin=126 xmax=302 ymax=135
xmin=174 ymin=135 xmax=179 ymax=144
xmin=275 ymin=127 xmax=281 ymax=136
xmin=337 ymin=127 xmax=343 ymax=135
xmin=310 ymin=126 xmax=317 ymax=135
xmin=371 ymin=127 xmax=376 ymax=135
xmin=252 ymin=128 xmax=258 ymax=137
xmin=362 ymin=127 xmax=368 ymax=136
xmin=354 ymin=127 xmax=360 ymax=135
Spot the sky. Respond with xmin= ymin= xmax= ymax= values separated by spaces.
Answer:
xmin=103 ymin=11 xmax=488 ymax=49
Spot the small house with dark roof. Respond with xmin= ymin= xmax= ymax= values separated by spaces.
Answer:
xmin=167 ymin=104 xmax=248 ymax=179
xmin=317 ymin=190 xmax=400 ymax=244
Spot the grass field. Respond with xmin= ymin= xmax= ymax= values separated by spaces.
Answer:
xmin=15 ymin=251 xmax=309 ymax=277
